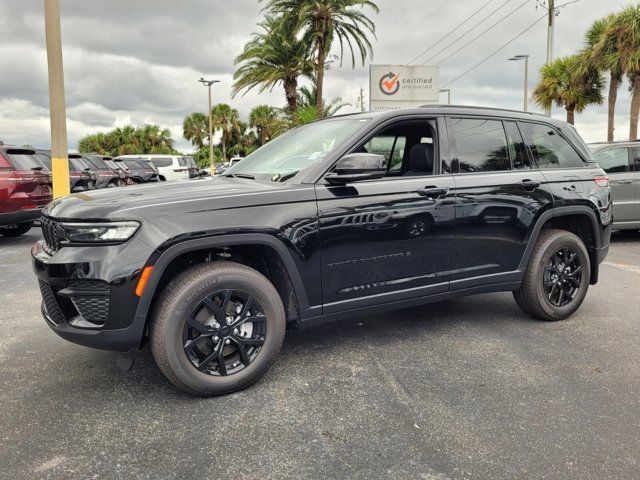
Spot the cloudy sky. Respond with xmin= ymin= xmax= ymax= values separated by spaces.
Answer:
xmin=0 ymin=0 xmax=632 ymax=152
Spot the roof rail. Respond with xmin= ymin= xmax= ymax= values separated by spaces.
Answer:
xmin=418 ymin=104 xmax=536 ymax=115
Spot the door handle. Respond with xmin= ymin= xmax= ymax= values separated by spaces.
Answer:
xmin=417 ymin=186 xmax=448 ymax=198
xmin=517 ymin=179 xmax=541 ymax=190
xmin=617 ymin=179 xmax=633 ymax=184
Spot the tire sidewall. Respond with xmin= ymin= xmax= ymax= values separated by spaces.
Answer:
xmin=533 ymin=232 xmax=590 ymax=319
xmin=157 ymin=268 xmax=285 ymax=395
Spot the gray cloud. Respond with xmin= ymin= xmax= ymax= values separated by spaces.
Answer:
xmin=0 ymin=0 xmax=633 ymax=151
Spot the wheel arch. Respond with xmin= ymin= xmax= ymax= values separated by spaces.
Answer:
xmin=134 ymin=234 xmax=311 ymax=331
xmin=518 ymin=206 xmax=603 ymax=284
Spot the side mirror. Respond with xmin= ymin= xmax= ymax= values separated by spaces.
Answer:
xmin=325 ymin=153 xmax=386 ymax=184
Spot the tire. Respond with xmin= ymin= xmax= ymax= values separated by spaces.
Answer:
xmin=150 ymin=261 xmax=286 ymax=396
xmin=0 ymin=222 xmax=33 ymax=237
xmin=513 ymin=228 xmax=590 ymax=321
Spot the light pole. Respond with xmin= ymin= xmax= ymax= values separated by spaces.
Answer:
xmin=198 ymin=78 xmax=220 ymax=176
xmin=439 ymin=89 xmax=451 ymax=105
xmin=509 ymin=54 xmax=529 ymax=112
xmin=44 ymin=0 xmax=70 ymax=198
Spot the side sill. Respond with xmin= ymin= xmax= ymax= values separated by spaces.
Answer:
xmin=298 ymin=281 xmax=522 ymax=329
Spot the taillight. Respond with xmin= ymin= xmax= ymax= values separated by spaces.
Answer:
xmin=593 ymin=175 xmax=609 ymax=187
xmin=69 ymin=172 xmax=81 ymax=177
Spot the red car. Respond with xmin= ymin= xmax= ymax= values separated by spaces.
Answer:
xmin=0 ymin=144 xmax=52 ymax=237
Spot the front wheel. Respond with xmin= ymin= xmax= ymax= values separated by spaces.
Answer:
xmin=150 ymin=261 xmax=286 ymax=396
xmin=0 ymin=222 xmax=33 ymax=237
xmin=514 ymin=229 xmax=590 ymax=321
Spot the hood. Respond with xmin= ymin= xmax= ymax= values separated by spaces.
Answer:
xmin=44 ymin=176 xmax=314 ymax=221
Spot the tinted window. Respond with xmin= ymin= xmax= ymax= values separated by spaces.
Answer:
xmin=593 ymin=148 xmax=629 ymax=173
xmin=150 ymin=157 xmax=172 ymax=168
xmin=364 ymin=135 xmax=406 ymax=171
xmin=520 ymin=122 xmax=584 ymax=168
xmin=452 ymin=118 xmax=510 ymax=172
xmin=82 ymin=155 xmax=110 ymax=171
xmin=124 ymin=160 xmax=143 ymax=170
xmin=4 ymin=150 xmax=45 ymax=170
xmin=70 ymin=158 xmax=90 ymax=172
xmin=35 ymin=153 xmax=52 ymax=170
xmin=178 ymin=157 xmax=187 ymax=166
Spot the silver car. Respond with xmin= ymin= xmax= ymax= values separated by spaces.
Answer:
xmin=590 ymin=142 xmax=640 ymax=230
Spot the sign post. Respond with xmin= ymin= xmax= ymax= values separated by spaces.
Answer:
xmin=369 ymin=65 xmax=440 ymax=111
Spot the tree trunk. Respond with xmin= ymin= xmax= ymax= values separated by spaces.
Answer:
xmin=630 ymin=79 xmax=640 ymax=140
xmin=316 ymin=39 xmax=326 ymax=117
xmin=566 ymin=107 xmax=575 ymax=125
xmin=284 ymin=77 xmax=298 ymax=113
xmin=607 ymin=73 xmax=619 ymax=142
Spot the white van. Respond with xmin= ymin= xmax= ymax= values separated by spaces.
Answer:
xmin=117 ymin=155 xmax=191 ymax=182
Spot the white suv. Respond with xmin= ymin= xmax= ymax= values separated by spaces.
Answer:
xmin=118 ymin=155 xmax=190 ymax=182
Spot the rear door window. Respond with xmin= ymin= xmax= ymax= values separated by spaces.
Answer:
xmin=178 ymin=157 xmax=187 ymax=166
xmin=593 ymin=148 xmax=630 ymax=174
xmin=519 ymin=122 xmax=585 ymax=168
xmin=124 ymin=160 xmax=142 ymax=170
xmin=451 ymin=118 xmax=511 ymax=172
xmin=82 ymin=155 xmax=110 ymax=171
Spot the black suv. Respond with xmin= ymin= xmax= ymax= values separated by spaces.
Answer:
xmin=32 ymin=106 xmax=612 ymax=396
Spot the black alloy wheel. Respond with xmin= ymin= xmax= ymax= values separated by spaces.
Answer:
xmin=543 ymin=247 xmax=583 ymax=307
xmin=183 ymin=289 xmax=266 ymax=376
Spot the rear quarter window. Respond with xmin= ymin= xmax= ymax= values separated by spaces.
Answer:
xmin=519 ymin=122 xmax=585 ymax=169
xmin=593 ymin=147 xmax=630 ymax=173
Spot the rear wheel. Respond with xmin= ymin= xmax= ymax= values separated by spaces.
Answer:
xmin=150 ymin=261 xmax=286 ymax=396
xmin=0 ymin=222 xmax=33 ymax=237
xmin=514 ymin=229 xmax=590 ymax=321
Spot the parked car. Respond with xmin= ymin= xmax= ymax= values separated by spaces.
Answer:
xmin=185 ymin=156 xmax=199 ymax=178
xmin=33 ymin=106 xmax=611 ymax=396
xmin=35 ymin=150 xmax=97 ymax=192
xmin=588 ymin=141 xmax=639 ymax=230
xmin=105 ymin=159 xmax=133 ymax=186
xmin=119 ymin=155 xmax=189 ymax=182
xmin=75 ymin=154 xmax=120 ymax=188
xmin=0 ymin=145 xmax=52 ymax=236
xmin=117 ymin=157 xmax=159 ymax=183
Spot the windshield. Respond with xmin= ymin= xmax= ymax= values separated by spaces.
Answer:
xmin=225 ymin=118 xmax=369 ymax=181
xmin=5 ymin=150 xmax=45 ymax=170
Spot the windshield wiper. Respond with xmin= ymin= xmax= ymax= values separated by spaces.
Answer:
xmin=225 ymin=173 xmax=255 ymax=179
xmin=271 ymin=171 xmax=299 ymax=182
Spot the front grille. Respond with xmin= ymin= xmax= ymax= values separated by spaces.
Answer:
xmin=40 ymin=217 xmax=62 ymax=254
xmin=39 ymin=280 xmax=65 ymax=325
xmin=67 ymin=280 xmax=110 ymax=326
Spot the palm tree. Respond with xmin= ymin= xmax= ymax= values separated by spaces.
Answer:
xmin=583 ymin=15 xmax=625 ymax=142
xmin=296 ymin=82 xmax=349 ymax=117
xmin=183 ymin=112 xmax=208 ymax=150
xmin=233 ymin=15 xmax=313 ymax=113
xmin=533 ymin=55 xmax=604 ymax=125
xmin=211 ymin=104 xmax=240 ymax=162
xmin=249 ymin=105 xmax=285 ymax=145
xmin=606 ymin=6 xmax=640 ymax=139
xmin=265 ymin=0 xmax=378 ymax=116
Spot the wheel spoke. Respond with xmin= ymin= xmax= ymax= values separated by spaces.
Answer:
xmin=186 ymin=316 xmax=207 ymax=333
xmin=557 ymin=285 xmax=564 ymax=306
xmin=567 ymin=265 xmax=582 ymax=277
xmin=233 ymin=335 xmax=265 ymax=347
xmin=197 ymin=340 xmax=222 ymax=371
xmin=184 ymin=335 xmax=209 ymax=351
xmin=221 ymin=290 xmax=232 ymax=317
xmin=216 ymin=342 xmax=227 ymax=375
xmin=232 ymin=337 xmax=252 ymax=366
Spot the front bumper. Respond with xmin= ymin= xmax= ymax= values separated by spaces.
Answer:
xmin=32 ymin=236 xmax=153 ymax=351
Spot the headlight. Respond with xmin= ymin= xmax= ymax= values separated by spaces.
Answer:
xmin=61 ymin=221 xmax=140 ymax=243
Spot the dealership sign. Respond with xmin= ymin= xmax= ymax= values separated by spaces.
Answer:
xmin=369 ymin=64 xmax=440 ymax=111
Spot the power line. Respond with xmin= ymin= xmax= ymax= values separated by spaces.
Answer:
xmin=442 ymin=13 xmax=546 ymax=88
xmin=433 ymin=0 xmax=531 ymax=65
xmin=407 ymin=0 xmax=494 ymax=65
xmin=422 ymin=0 xmax=519 ymax=65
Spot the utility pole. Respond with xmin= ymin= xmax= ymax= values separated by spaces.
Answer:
xmin=199 ymin=78 xmax=220 ymax=176
xmin=358 ymin=87 xmax=365 ymax=112
xmin=545 ymin=0 xmax=555 ymax=116
xmin=44 ymin=0 xmax=70 ymax=198
xmin=439 ymin=89 xmax=451 ymax=105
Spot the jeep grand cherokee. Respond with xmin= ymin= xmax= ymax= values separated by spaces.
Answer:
xmin=32 ymin=106 xmax=612 ymax=396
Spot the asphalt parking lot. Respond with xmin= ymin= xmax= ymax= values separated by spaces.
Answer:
xmin=1 ymin=230 xmax=639 ymax=479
